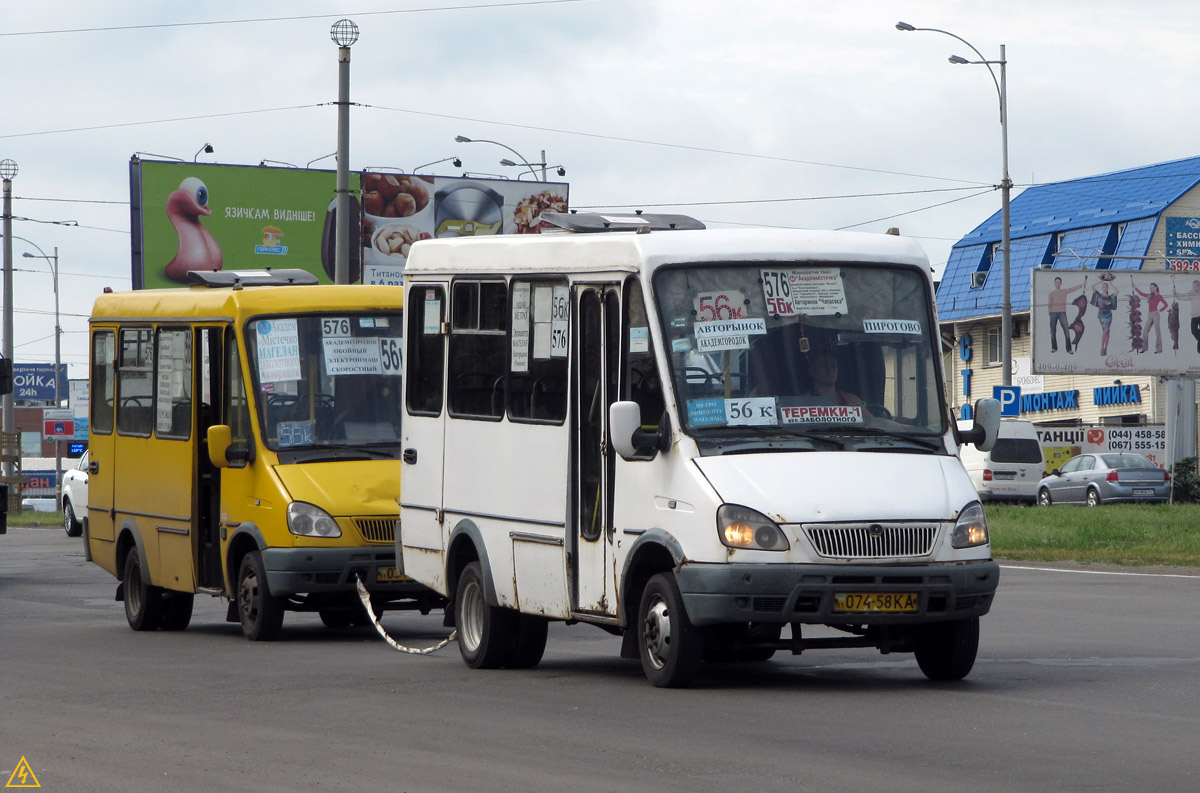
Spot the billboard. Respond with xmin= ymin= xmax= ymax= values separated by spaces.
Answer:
xmin=12 ymin=363 xmax=68 ymax=402
xmin=131 ymin=159 xmax=568 ymax=289
xmin=1032 ymin=269 xmax=1200 ymax=376
xmin=1037 ymin=424 xmax=1167 ymax=472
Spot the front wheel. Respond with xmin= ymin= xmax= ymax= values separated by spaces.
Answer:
xmin=237 ymin=552 xmax=284 ymax=641
xmin=1037 ymin=488 xmax=1052 ymax=507
xmin=1086 ymin=487 xmax=1102 ymax=507
xmin=63 ymin=501 xmax=83 ymax=537
xmin=638 ymin=572 xmax=702 ymax=688
xmin=914 ymin=617 xmax=980 ymax=681
xmin=123 ymin=551 xmax=165 ymax=631
xmin=455 ymin=561 xmax=516 ymax=669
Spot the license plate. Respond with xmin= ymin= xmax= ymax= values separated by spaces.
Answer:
xmin=994 ymin=472 xmax=1016 ymax=480
xmin=833 ymin=592 xmax=918 ymax=613
xmin=1133 ymin=488 xmax=1154 ymax=496
xmin=375 ymin=565 xmax=410 ymax=584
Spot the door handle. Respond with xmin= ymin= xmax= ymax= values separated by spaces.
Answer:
xmin=88 ymin=460 xmax=99 ymax=475
xmin=402 ymin=448 xmax=418 ymax=465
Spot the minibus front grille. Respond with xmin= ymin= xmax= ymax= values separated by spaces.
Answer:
xmin=802 ymin=524 xmax=938 ymax=559
xmin=355 ymin=518 xmax=396 ymax=544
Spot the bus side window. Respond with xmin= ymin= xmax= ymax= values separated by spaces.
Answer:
xmin=623 ymin=279 xmax=664 ymax=431
xmin=91 ymin=330 xmax=115 ymax=435
xmin=222 ymin=334 xmax=254 ymax=466
xmin=508 ymin=278 xmax=568 ymax=423
xmin=448 ymin=281 xmax=507 ymax=420
xmin=117 ymin=327 xmax=153 ymax=436
xmin=406 ymin=286 xmax=446 ymax=417
xmin=155 ymin=327 xmax=193 ymax=440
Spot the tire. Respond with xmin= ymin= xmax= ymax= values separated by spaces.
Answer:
xmin=160 ymin=593 xmax=194 ymax=631
xmin=455 ymin=561 xmax=516 ymax=669
xmin=63 ymin=500 xmax=83 ymax=538
xmin=638 ymin=572 xmax=702 ymax=688
xmin=237 ymin=552 xmax=284 ymax=641
xmin=1037 ymin=488 xmax=1052 ymax=507
xmin=508 ymin=614 xmax=549 ymax=669
xmin=123 ymin=551 xmax=165 ymax=631
xmin=1086 ymin=487 xmax=1102 ymax=507
xmin=914 ymin=617 xmax=980 ymax=681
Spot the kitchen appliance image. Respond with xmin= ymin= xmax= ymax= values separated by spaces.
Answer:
xmin=321 ymin=193 xmax=363 ymax=282
xmin=433 ymin=184 xmax=504 ymax=237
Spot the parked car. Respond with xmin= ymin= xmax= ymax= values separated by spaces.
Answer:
xmin=61 ymin=451 xmax=89 ymax=537
xmin=1036 ymin=452 xmax=1170 ymax=506
xmin=958 ymin=418 xmax=1045 ymax=503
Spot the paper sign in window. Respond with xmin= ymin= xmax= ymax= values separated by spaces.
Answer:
xmin=256 ymin=318 xmax=302 ymax=383
xmin=511 ymin=282 xmax=531 ymax=373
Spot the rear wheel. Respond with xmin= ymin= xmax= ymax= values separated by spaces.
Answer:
xmin=1037 ymin=487 xmax=1052 ymax=506
xmin=508 ymin=614 xmax=549 ymax=669
xmin=914 ymin=617 xmax=980 ymax=681
xmin=63 ymin=501 xmax=83 ymax=537
xmin=638 ymin=572 xmax=702 ymax=688
xmin=237 ymin=551 xmax=284 ymax=641
xmin=1086 ymin=487 xmax=1102 ymax=507
xmin=160 ymin=593 xmax=194 ymax=631
xmin=123 ymin=551 xmax=165 ymax=631
xmin=455 ymin=561 xmax=516 ymax=669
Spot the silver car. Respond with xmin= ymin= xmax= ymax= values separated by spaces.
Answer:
xmin=1036 ymin=452 xmax=1170 ymax=506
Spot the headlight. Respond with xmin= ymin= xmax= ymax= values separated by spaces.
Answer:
xmin=287 ymin=501 xmax=342 ymax=538
xmin=950 ymin=502 xmax=989 ymax=549
xmin=717 ymin=504 xmax=789 ymax=551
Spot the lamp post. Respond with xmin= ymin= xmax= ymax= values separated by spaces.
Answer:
xmin=1 ymin=159 xmax=16 ymax=480
xmin=455 ymin=136 xmax=562 ymax=182
xmin=22 ymin=244 xmax=61 ymax=503
xmin=331 ymin=19 xmax=359 ymax=284
xmin=898 ymin=21 xmax=1012 ymax=386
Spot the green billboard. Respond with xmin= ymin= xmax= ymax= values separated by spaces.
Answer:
xmin=131 ymin=159 xmax=359 ymax=288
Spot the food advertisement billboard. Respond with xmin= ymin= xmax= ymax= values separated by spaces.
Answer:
xmin=1031 ymin=269 xmax=1200 ymax=376
xmin=131 ymin=159 xmax=568 ymax=289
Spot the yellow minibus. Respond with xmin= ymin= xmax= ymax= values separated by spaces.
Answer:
xmin=87 ymin=269 xmax=435 ymax=640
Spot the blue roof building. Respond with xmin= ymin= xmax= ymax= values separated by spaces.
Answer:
xmin=937 ymin=155 xmax=1200 ymax=434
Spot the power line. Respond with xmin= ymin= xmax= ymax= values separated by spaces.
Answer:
xmin=0 ymin=0 xmax=593 ymax=37
xmin=0 ymin=104 xmax=324 ymax=140
xmin=576 ymin=185 xmax=987 ymax=210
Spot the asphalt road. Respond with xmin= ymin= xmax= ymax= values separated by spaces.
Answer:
xmin=2 ymin=527 xmax=1198 ymax=793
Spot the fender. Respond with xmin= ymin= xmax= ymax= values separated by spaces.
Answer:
xmin=617 ymin=528 xmax=687 ymax=624
xmin=446 ymin=518 xmax=500 ymax=606
xmin=114 ymin=517 xmax=150 ymax=596
xmin=224 ymin=522 xmax=267 ymax=593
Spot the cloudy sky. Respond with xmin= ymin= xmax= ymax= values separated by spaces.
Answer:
xmin=3 ymin=0 xmax=1199 ymax=378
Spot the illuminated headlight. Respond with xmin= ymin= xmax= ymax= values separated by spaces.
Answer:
xmin=717 ymin=504 xmax=789 ymax=551
xmin=287 ymin=501 xmax=342 ymax=538
xmin=950 ymin=502 xmax=989 ymax=549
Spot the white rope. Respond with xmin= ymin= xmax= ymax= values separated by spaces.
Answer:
xmin=355 ymin=575 xmax=457 ymax=655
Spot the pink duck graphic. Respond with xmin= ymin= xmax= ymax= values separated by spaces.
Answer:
xmin=164 ymin=176 xmax=222 ymax=281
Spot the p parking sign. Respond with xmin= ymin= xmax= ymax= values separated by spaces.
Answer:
xmin=993 ymin=386 xmax=1021 ymax=417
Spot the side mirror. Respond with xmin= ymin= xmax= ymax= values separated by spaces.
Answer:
xmin=958 ymin=397 xmax=1000 ymax=452
xmin=1052 ymin=469 xmax=1062 ymax=477
xmin=207 ymin=424 xmax=233 ymax=468
xmin=609 ymin=401 xmax=668 ymax=460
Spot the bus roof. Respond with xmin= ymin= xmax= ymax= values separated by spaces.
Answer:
xmin=402 ymin=227 xmax=931 ymax=279
xmin=89 ymin=283 xmax=404 ymax=323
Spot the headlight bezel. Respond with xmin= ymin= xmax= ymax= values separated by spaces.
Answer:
xmin=717 ymin=503 xmax=790 ymax=552
xmin=950 ymin=501 xmax=989 ymax=549
xmin=286 ymin=501 xmax=342 ymax=538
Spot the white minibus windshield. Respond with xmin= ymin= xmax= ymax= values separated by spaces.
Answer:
xmin=653 ymin=263 xmax=946 ymax=445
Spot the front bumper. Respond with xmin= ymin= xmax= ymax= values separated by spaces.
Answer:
xmin=261 ymin=546 xmax=427 ymax=597
xmin=678 ymin=560 xmax=999 ymax=627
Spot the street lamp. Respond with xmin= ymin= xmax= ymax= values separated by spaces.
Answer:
xmin=193 ymin=142 xmax=214 ymax=162
xmin=22 ymin=244 xmax=62 ymax=503
xmin=413 ymin=156 xmax=462 ymax=173
xmin=331 ymin=19 xmax=359 ymax=284
xmin=455 ymin=136 xmax=562 ymax=182
xmin=898 ymin=21 xmax=1012 ymax=387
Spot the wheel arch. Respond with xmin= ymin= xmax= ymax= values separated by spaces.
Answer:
xmin=114 ymin=519 xmax=148 ymax=585
xmin=224 ymin=523 xmax=267 ymax=595
xmin=618 ymin=529 xmax=685 ymax=627
xmin=446 ymin=518 xmax=498 ymax=606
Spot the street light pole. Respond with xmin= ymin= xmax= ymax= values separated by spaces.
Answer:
xmin=456 ymin=136 xmax=564 ymax=182
xmin=1 ymin=159 xmax=16 ymax=483
xmin=898 ymin=22 xmax=1012 ymax=386
xmin=22 ymin=245 xmax=61 ymax=503
xmin=330 ymin=19 xmax=359 ymax=285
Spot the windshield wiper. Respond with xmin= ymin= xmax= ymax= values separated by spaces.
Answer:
xmin=704 ymin=425 xmax=846 ymax=449
xmin=806 ymin=425 xmax=943 ymax=451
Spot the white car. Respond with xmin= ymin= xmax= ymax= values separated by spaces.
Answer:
xmin=61 ymin=451 xmax=89 ymax=538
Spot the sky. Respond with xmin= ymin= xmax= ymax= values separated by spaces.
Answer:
xmin=3 ymin=0 xmax=1200 ymax=381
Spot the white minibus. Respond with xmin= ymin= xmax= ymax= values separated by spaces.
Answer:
xmin=398 ymin=213 xmax=1000 ymax=687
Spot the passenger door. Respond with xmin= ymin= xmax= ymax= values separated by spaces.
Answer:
xmin=87 ymin=330 xmax=117 ymax=549
xmin=400 ymin=285 xmax=449 ymax=591
xmin=574 ymin=285 xmax=619 ymax=615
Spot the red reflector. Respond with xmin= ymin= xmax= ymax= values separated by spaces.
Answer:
xmin=1165 ymin=471 xmax=1172 ymax=482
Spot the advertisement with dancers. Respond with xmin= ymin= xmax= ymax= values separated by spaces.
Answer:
xmin=1031 ymin=269 xmax=1200 ymax=376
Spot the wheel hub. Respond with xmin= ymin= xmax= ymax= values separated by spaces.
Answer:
xmin=642 ymin=596 xmax=672 ymax=670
